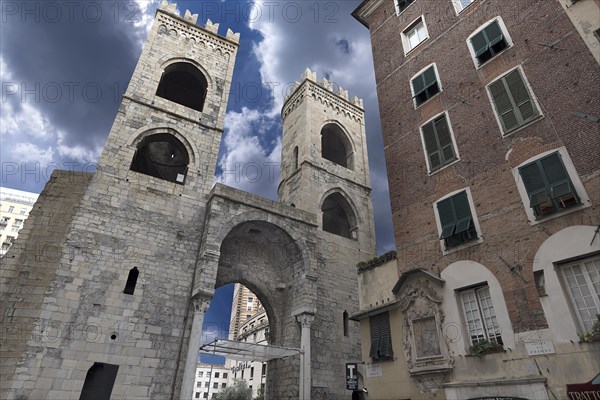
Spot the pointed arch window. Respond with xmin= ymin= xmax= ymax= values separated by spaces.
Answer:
xmin=321 ymin=123 xmax=354 ymax=170
xmin=321 ymin=192 xmax=357 ymax=239
xmin=130 ymin=133 xmax=189 ymax=184
xmin=156 ymin=62 xmax=208 ymax=112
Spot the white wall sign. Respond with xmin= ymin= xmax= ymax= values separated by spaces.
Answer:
xmin=366 ymin=364 xmax=382 ymax=378
xmin=525 ymin=340 xmax=556 ymax=356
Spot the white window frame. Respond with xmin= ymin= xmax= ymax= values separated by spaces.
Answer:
xmin=394 ymin=0 xmax=416 ymax=16
xmin=466 ymin=16 xmax=513 ymax=69
xmin=401 ymin=15 xmax=429 ymax=55
xmin=419 ymin=111 xmax=461 ymax=174
xmin=560 ymin=255 xmax=600 ymax=332
xmin=409 ymin=62 xmax=443 ymax=109
xmin=512 ymin=147 xmax=590 ymax=224
xmin=433 ymin=187 xmax=483 ymax=255
xmin=459 ymin=284 xmax=503 ymax=346
xmin=486 ymin=65 xmax=543 ymax=137
xmin=451 ymin=0 xmax=477 ymax=15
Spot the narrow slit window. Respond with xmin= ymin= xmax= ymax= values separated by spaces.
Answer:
xmin=343 ymin=311 xmax=349 ymax=337
xmin=124 ymin=267 xmax=139 ymax=295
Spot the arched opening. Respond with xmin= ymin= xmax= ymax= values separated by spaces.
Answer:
xmin=130 ymin=133 xmax=189 ymax=184
xmin=199 ymin=283 xmax=271 ymax=400
xmin=156 ymin=62 xmax=208 ymax=112
xmin=79 ymin=363 xmax=119 ymax=400
xmin=321 ymin=192 xmax=357 ymax=239
xmin=321 ymin=123 xmax=353 ymax=170
xmin=123 ymin=266 xmax=139 ymax=295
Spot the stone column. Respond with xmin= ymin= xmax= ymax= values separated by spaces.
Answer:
xmin=296 ymin=312 xmax=314 ymax=400
xmin=180 ymin=295 xmax=210 ymax=400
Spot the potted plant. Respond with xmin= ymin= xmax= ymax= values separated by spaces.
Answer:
xmin=578 ymin=314 xmax=600 ymax=343
xmin=469 ymin=339 xmax=504 ymax=356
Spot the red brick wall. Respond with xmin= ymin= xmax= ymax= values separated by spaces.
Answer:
xmin=364 ymin=0 xmax=600 ymax=332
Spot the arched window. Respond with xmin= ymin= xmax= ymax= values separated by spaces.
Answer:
xmin=156 ymin=62 xmax=208 ymax=112
xmin=321 ymin=192 xmax=357 ymax=239
xmin=321 ymin=123 xmax=353 ymax=170
xmin=124 ymin=267 xmax=139 ymax=295
xmin=130 ymin=133 xmax=189 ymax=184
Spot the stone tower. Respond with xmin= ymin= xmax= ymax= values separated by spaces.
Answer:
xmin=1 ymin=2 xmax=239 ymax=399
xmin=279 ymin=69 xmax=376 ymax=254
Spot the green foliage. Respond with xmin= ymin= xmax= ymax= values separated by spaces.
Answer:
xmin=578 ymin=314 xmax=600 ymax=343
xmin=357 ymin=251 xmax=397 ymax=270
xmin=214 ymin=380 xmax=252 ymax=400
xmin=469 ymin=339 xmax=504 ymax=356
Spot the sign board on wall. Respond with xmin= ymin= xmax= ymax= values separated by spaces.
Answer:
xmin=524 ymin=340 xmax=556 ymax=356
xmin=345 ymin=363 xmax=358 ymax=391
xmin=567 ymin=373 xmax=600 ymax=400
xmin=366 ymin=364 xmax=382 ymax=378
xmin=468 ymin=397 xmax=528 ymax=400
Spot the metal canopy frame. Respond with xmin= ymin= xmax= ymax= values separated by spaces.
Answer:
xmin=199 ymin=339 xmax=303 ymax=363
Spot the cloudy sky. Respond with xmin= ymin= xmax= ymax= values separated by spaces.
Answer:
xmin=1 ymin=0 xmax=394 ymax=363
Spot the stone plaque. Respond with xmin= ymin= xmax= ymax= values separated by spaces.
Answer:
xmin=525 ymin=340 xmax=555 ymax=356
xmin=366 ymin=364 xmax=382 ymax=378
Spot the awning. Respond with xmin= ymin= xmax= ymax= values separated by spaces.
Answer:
xmin=199 ymin=339 xmax=303 ymax=363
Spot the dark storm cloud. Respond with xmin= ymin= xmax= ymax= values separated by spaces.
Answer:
xmin=336 ymin=38 xmax=350 ymax=54
xmin=1 ymin=1 xmax=153 ymax=152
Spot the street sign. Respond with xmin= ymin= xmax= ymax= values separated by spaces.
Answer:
xmin=346 ymin=363 xmax=358 ymax=390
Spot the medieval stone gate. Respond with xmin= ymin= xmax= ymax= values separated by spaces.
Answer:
xmin=0 ymin=2 xmax=376 ymax=399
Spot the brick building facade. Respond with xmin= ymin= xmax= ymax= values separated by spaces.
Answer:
xmin=352 ymin=0 xmax=600 ymax=398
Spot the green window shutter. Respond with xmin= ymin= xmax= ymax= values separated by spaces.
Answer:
xmin=412 ymin=66 xmax=439 ymax=105
xmin=412 ymin=74 xmax=425 ymax=97
xmin=422 ymin=122 xmax=441 ymax=170
xmin=540 ymin=153 xmax=568 ymax=184
xmin=423 ymin=66 xmax=436 ymax=88
xmin=422 ymin=115 xmax=456 ymax=171
xmin=471 ymin=31 xmax=488 ymax=57
xmin=369 ymin=313 xmax=392 ymax=360
xmin=437 ymin=198 xmax=455 ymax=239
xmin=518 ymin=162 xmax=548 ymax=208
xmin=505 ymin=70 xmax=537 ymax=121
xmin=435 ymin=116 xmax=456 ymax=163
xmin=489 ymin=79 xmax=518 ymax=132
xmin=484 ymin=21 xmax=503 ymax=47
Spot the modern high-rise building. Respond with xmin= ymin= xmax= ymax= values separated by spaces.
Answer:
xmin=227 ymin=284 xmax=263 ymax=341
xmin=0 ymin=188 xmax=39 ymax=257
xmin=352 ymin=0 xmax=600 ymax=399
xmin=192 ymin=363 xmax=230 ymax=400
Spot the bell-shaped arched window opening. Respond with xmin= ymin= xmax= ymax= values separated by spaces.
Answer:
xmin=321 ymin=123 xmax=353 ymax=170
xmin=156 ymin=62 xmax=208 ymax=112
xmin=130 ymin=133 xmax=189 ymax=184
xmin=321 ymin=192 xmax=357 ymax=239
xmin=124 ymin=267 xmax=139 ymax=295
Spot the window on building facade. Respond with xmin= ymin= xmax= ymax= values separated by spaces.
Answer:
xmin=130 ymin=133 xmax=190 ymax=184
xmin=214 ymin=372 xmax=219 ymax=378
xmin=156 ymin=62 xmax=208 ymax=112
xmin=221 ymin=383 xmax=226 ymax=389
xmin=262 ymin=363 xmax=266 ymax=376
xmin=436 ymin=191 xmax=478 ymax=249
xmin=247 ymin=297 xmax=253 ymax=311
xmin=402 ymin=16 xmax=428 ymax=53
xmin=487 ymin=68 xmax=540 ymax=134
xmin=411 ymin=64 xmax=441 ymax=107
xmin=195 ymin=392 xmax=200 ymax=398
xmin=7 ymin=206 xmax=14 ymax=213
xmin=518 ymin=152 xmax=580 ymax=218
xmin=11 ymin=226 xmax=19 ymax=233
xmin=394 ymin=0 xmax=415 ymax=15
xmin=421 ymin=113 xmax=458 ymax=172
xmin=13 ymin=219 xmax=23 ymax=227
xmin=320 ymin=123 xmax=353 ymax=170
xmin=469 ymin=19 xmax=510 ymax=66
xmin=369 ymin=312 xmax=393 ymax=361
xmin=196 ymin=382 xmax=201 ymax=387
xmin=343 ymin=311 xmax=349 ymax=337
xmin=205 ymin=382 xmax=209 ymax=388
xmin=562 ymin=256 xmax=600 ymax=332
xmin=198 ymin=371 xmax=203 ymax=378
xmin=460 ymin=285 xmax=503 ymax=346
xmin=213 ymin=382 xmax=218 ymax=389
xmin=203 ymin=393 xmax=208 ymax=399
xmin=452 ymin=0 xmax=476 ymax=13
xmin=223 ymin=373 xmax=228 ymax=379
xmin=123 ymin=267 xmax=139 ymax=295
xmin=250 ymin=367 xmax=254 ymax=378
xmin=321 ymin=192 xmax=357 ymax=239
xmin=19 ymin=208 xmax=26 ymax=215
